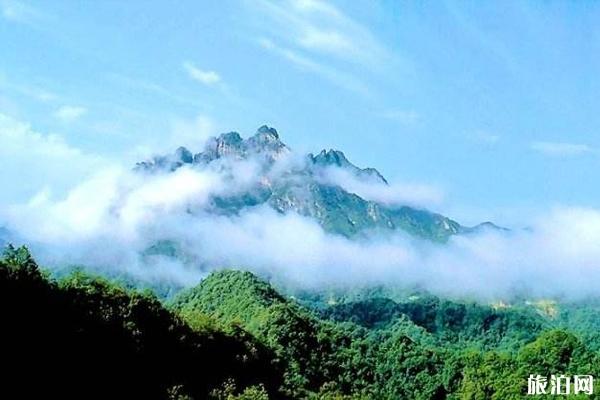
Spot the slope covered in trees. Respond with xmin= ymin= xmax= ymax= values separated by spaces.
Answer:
xmin=1 ymin=247 xmax=598 ymax=399
xmin=171 ymin=269 xmax=600 ymax=399
xmin=0 ymin=245 xmax=282 ymax=400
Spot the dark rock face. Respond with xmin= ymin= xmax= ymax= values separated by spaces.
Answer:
xmin=175 ymin=147 xmax=193 ymax=164
xmin=198 ymin=132 xmax=245 ymax=162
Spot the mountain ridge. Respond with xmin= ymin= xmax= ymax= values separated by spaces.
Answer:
xmin=135 ymin=126 xmax=501 ymax=241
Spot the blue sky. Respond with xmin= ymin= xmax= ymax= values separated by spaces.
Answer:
xmin=2 ymin=0 xmax=600 ymax=225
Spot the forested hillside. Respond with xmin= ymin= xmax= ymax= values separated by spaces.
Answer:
xmin=3 ymin=246 xmax=597 ymax=399
xmin=0 ymin=245 xmax=282 ymax=400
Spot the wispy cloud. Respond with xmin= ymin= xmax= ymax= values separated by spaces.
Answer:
xmin=473 ymin=130 xmax=500 ymax=146
xmin=8 ymin=139 xmax=600 ymax=298
xmin=0 ymin=77 xmax=59 ymax=103
xmin=1 ymin=0 xmax=44 ymax=25
xmin=54 ymin=105 xmax=87 ymax=123
xmin=317 ymin=165 xmax=445 ymax=208
xmin=27 ymin=88 xmax=58 ymax=103
xmin=249 ymin=0 xmax=395 ymax=94
xmin=183 ymin=62 xmax=221 ymax=86
xmin=253 ymin=0 xmax=390 ymax=68
xmin=0 ymin=114 xmax=105 ymax=204
xmin=131 ymin=114 xmax=218 ymax=160
xmin=108 ymin=73 xmax=202 ymax=107
xmin=530 ymin=141 xmax=594 ymax=157
xmin=258 ymin=38 xmax=369 ymax=95
xmin=379 ymin=109 xmax=420 ymax=126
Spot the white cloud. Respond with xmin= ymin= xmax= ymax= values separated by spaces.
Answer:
xmin=131 ymin=114 xmax=217 ymax=160
xmin=0 ymin=114 xmax=105 ymax=205
xmin=7 ymin=166 xmax=221 ymax=243
xmin=473 ymin=130 xmax=500 ymax=145
xmin=8 ymin=155 xmax=600 ymax=299
xmin=253 ymin=0 xmax=390 ymax=68
xmin=0 ymin=0 xmax=42 ymax=24
xmin=16 ymin=85 xmax=58 ymax=102
xmin=110 ymin=73 xmax=202 ymax=107
xmin=380 ymin=109 xmax=420 ymax=126
xmin=167 ymin=114 xmax=216 ymax=150
xmin=258 ymin=37 xmax=369 ymax=95
xmin=0 ymin=74 xmax=59 ymax=103
xmin=4 ymin=122 xmax=600 ymax=299
xmin=316 ymin=166 xmax=444 ymax=208
xmin=531 ymin=141 xmax=594 ymax=157
xmin=250 ymin=0 xmax=400 ymax=94
xmin=183 ymin=61 xmax=221 ymax=85
xmin=298 ymin=27 xmax=355 ymax=57
xmin=54 ymin=105 xmax=87 ymax=122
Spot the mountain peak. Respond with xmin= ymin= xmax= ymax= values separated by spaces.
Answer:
xmin=310 ymin=148 xmax=388 ymax=184
xmin=131 ymin=124 xmax=499 ymax=241
xmin=256 ymin=125 xmax=279 ymax=139
xmin=313 ymin=149 xmax=351 ymax=168
xmin=468 ymin=221 xmax=509 ymax=233
xmin=246 ymin=125 xmax=288 ymax=159
xmin=217 ymin=131 xmax=243 ymax=144
xmin=174 ymin=146 xmax=193 ymax=164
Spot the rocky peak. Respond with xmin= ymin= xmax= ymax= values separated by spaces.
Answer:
xmin=256 ymin=125 xmax=279 ymax=139
xmin=312 ymin=149 xmax=351 ymax=168
xmin=194 ymin=131 xmax=245 ymax=163
xmin=175 ymin=146 xmax=193 ymax=164
xmin=213 ymin=131 xmax=244 ymax=157
xmin=185 ymin=126 xmax=290 ymax=165
xmin=247 ymin=126 xmax=282 ymax=147
xmin=218 ymin=131 xmax=244 ymax=146
xmin=469 ymin=221 xmax=510 ymax=233
xmin=310 ymin=149 xmax=388 ymax=184
xmin=246 ymin=125 xmax=288 ymax=160
xmin=134 ymin=146 xmax=194 ymax=172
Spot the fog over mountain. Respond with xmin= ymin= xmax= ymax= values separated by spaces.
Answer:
xmin=3 ymin=125 xmax=600 ymax=299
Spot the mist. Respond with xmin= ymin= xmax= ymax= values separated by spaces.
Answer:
xmin=314 ymin=165 xmax=445 ymax=208
xmin=2 ymin=140 xmax=600 ymax=302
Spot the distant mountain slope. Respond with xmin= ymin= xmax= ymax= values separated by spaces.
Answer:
xmin=137 ymin=126 xmax=492 ymax=241
xmin=172 ymin=269 xmax=600 ymax=399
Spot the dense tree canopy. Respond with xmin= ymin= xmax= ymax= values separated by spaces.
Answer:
xmin=0 ymin=245 xmax=283 ymax=400
xmin=1 ymin=246 xmax=598 ymax=399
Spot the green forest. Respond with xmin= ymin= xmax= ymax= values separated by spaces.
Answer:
xmin=1 ymin=245 xmax=598 ymax=399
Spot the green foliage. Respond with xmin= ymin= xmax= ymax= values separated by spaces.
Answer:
xmin=322 ymin=294 xmax=547 ymax=351
xmin=268 ymin=182 xmax=459 ymax=241
xmin=174 ymin=270 xmax=600 ymax=399
xmin=172 ymin=270 xmax=344 ymax=397
xmin=0 ymin=247 xmax=283 ymax=400
xmin=2 ymin=248 xmax=599 ymax=399
xmin=209 ymin=380 xmax=270 ymax=400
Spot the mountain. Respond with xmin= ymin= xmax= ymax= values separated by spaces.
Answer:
xmin=172 ymin=269 xmax=454 ymax=398
xmin=3 ymin=247 xmax=599 ymax=399
xmin=171 ymin=269 xmax=600 ymax=399
xmin=171 ymin=270 xmax=341 ymax=397
xmin=136 ymin=125 xmax=489 ymax=241
xmin=0 ymin=246 xmax=284 ymax=400
xmin=309 ymin=148 xmax=388 ymax=184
